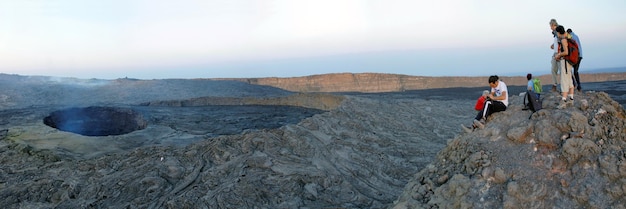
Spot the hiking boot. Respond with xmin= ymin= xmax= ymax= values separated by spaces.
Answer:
xmin=551 ymin=85 xmax=557 ymax=92
xmin=577 ymin=87 xmax=582 ymax=92
xmin=473 ymin=119 xmax=485 ymax=129
xmin=461 ymin=124 xmax=473 ymax=133
xmin=557 ymin=99 xmax=568 ymax=109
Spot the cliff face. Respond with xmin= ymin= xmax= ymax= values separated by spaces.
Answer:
xmin=233 ymin=72 xmax=626 ymax=93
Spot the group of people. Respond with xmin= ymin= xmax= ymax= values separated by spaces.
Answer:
xmin=550 ymin=19 xmax=584 ymax=109
xmin=462 ymin=18 xmax=584 ymax=133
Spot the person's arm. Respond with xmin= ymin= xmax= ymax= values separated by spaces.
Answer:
xmin=561 ymin=38 xmax=569 ymax=56
xmin=488 ymin=91 xmax=507 ymax=101
xmin=555 ymin=38 xmax=568 ymax=59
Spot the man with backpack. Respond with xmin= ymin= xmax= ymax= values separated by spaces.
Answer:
xmin=555 ymin=25 xmax=578 ymax=109
xmin=567 ymin=28 xmax=583 ymax=92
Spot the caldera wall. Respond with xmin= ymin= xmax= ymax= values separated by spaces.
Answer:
xmin=228 ymin=72 xmax=626 ymax=93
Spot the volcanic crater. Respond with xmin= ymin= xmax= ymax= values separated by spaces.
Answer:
xmin=43 ymin=106 xmax=147 ymax=136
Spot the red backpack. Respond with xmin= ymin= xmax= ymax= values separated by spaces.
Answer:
xmin=559 ymin=38 xmax=580 ymax=66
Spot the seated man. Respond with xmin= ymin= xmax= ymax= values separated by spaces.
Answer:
xmin=473 ymin=75 xmax=508 ymax=129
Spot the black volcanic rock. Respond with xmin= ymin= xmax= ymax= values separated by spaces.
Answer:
xmin=0 ymin=95 xmax=458 ymax=208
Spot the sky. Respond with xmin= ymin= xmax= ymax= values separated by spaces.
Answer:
xmin=1 ymin=0 xmax=625 ymax=79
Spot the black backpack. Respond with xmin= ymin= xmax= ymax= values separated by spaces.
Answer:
xmin=523 ymin=90 xmax=542 ymax=118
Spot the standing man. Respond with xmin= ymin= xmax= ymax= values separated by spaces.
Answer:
xmin=567 ymin=28 xmax=583 ymax=92
xmin=549 ymin=19 xmax=560 ymax=92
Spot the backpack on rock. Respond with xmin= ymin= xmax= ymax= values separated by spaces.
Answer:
xmin=523 ymin=90 xmax=543 ymax=119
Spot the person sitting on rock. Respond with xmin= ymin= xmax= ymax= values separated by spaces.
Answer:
xmin=473 ymin=75 xmax=508 ymax=129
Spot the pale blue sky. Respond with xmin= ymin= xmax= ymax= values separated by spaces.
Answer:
xmin=1 ymin=0 xmax=625 ymax=79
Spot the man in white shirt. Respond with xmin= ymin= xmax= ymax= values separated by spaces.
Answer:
xmin=473 ymin=75 xmax=508 ymax=129
xmin=549 ymin=19 xmax=560 ymax=92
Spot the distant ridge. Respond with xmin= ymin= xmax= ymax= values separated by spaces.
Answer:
xmin=223 ymin=72 xmax=626 ymax=93
xmin=501 ymin=66 xmax=626 ymax=77
xmin=584 ymin=66 xmax=626 ymax=73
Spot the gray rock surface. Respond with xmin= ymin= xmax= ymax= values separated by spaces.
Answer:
xmin=391 ymin=91 xmax=626 ymax=209
xmin=0 ymin=74 xmax=462 ymax=208
xmin=0 ymin=74 xmax=625 ymax=208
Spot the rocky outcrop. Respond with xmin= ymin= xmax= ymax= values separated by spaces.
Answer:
xmin=391 ymin=91 xmax=626 ymax=208
xmin=228 ymin=72 xmax=626 ymax=93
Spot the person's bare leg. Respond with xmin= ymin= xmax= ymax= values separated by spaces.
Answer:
xmin=568 ymin=87 xmax=574 ymax=104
